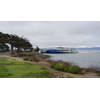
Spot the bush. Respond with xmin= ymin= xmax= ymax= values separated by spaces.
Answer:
xmin=64 ymin=67 xmax=69 ymax=72
xmin=51 ymin=61 xmax=81 ymax=74
xmin=52 ymin=63 xmax=65 ymax=71
xmin=68 ymin=66 xmax=81 ymax=74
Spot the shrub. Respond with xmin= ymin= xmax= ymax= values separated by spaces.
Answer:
xmin=52 ymin=63 xmax=65 ymax=71
xmin=68 ymin=66 xmax=81 ymax=74
xmin=64 ymin=67 xmax=69 ymax=72
xmin=51 ymin=61 xmax=81 ymax=74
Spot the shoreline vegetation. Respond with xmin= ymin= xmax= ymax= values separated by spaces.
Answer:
xmin=0 ymin=32 xmax=100 ymax=78
xmin=0 ymin=52 xmax=100 ymax=78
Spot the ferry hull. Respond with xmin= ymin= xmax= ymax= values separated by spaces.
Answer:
xmin=41 ymin=49 xmax=78 ymax=54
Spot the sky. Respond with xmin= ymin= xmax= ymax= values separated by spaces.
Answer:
xmin=0 ymin=21 xmax=100 ymax=48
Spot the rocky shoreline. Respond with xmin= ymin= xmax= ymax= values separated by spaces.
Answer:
xmin=1 ymin=51 xmax=100 ymax=78
xmin=10 ymin=52 xmax=100 ymax=78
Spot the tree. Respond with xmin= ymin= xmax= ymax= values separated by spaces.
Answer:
xmin=0 ymin=32 xmax=33 ymax=54
xmin=0 ymin=32 xmax=10 ymax=52
xmin=34 ymin=46 xmax=40 ymax=52
xmin=9 ymin=35 xmax=33 ymax=53
xmin=0 ymin=44 xmax=9 ymax=52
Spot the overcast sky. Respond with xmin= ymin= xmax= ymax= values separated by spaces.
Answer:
xmin=0 ymin=21 xmax=100 ymax=48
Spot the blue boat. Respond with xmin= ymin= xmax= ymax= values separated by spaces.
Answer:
xmin=40 ymin=47 xmax=78 ymax=54
xmin=46 ymin=49 xmax=64 ymax=54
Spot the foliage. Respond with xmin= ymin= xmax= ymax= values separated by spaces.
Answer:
xmin=0 ymin=43 xmax=10 ymax=52
xmin=0 ymin=32 xmax=33 ymax=54
xmin=51 ymin=61 xmax=81 ymax=74
xmin=52 ymin=62 xmax=65 ymax=71
xmin=68 ymin=66 xmax=81 ymax=74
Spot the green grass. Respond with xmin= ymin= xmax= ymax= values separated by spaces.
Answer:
xmin=0 ymin=57 xmax=52 ymax=78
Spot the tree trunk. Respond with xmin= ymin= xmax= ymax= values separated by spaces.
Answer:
xmin=17 ymin=47 xmax=20 ymax=53
xmin=11 ymin=44 xmax=14 ymax=55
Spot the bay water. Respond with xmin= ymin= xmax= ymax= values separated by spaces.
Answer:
xmin=45 ymin=49 xmax=100 ymax=68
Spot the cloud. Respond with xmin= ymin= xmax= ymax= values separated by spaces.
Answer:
xmin=0 ymin=21 xmax=100 ymax=47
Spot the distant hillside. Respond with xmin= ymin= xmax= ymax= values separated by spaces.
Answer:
xmin=76 ymin=47 xmax=100 ymax=52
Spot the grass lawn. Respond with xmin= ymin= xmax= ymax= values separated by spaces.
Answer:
xmin=0 ymin=57 xmax=52 ymax=78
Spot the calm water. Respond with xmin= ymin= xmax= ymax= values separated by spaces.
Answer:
xmin=45 ymin=51 xmax=100 ymax=68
